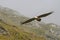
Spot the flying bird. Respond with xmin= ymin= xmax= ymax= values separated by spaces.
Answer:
xmin=21 ymin=11 xmax=53 ymax=24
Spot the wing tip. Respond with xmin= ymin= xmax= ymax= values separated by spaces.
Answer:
xmin=49 ymin=11 xmax=54 ymax=14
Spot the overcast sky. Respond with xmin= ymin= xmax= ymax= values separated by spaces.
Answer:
xmin=0 ymin=0 xmax=60 ymax=25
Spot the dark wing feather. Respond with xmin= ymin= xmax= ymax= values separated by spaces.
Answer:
xmin=38 ymin=11 xmax=53 ymax=18
xmin=21 ymin=18 xmax=35 ymax=24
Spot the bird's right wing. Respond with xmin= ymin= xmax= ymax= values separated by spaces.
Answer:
xmin=21 ymin=18 xmax=35 ymax=24
xmin=37 ymin=11 xmax=53 ymax=18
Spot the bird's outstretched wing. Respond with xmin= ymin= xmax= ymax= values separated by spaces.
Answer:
xmin=37 ymin=11 xmax=53 ymax=18
xmin=21 ymin=18 xmax=35 ymax=24
xmin=21 ymin=11 xmax=53 ymax=24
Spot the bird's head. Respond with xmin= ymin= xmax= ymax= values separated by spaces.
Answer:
xmin=34 ymin=16 xmax=38 ymax=18
xmin=34 ymin=16 xmax=41 ymax=21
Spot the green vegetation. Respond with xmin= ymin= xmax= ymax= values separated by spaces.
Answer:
xmin=0 ymin=6 xmax=60 ymax=40
xmin=0 ymin=20 xmax=46 ymax=40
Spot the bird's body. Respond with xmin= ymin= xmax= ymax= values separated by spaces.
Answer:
xmin=21 ymin=11 xmax=53 ymax=24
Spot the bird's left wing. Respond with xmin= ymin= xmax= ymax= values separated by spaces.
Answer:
xmin=21 ymin=18 xmax=35 ymax=24
xmin=37 ymin=11 xmax=53 ymax=18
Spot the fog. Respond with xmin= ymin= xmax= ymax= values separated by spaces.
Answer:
xmin=0 ymin=0 xmax=60 ymax=25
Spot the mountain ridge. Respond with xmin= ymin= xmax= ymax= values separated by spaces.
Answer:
xmin=0 ymin=6 xmax=60 ymax=40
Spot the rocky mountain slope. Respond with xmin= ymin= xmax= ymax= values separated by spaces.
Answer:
xmin=0 ymin=19 xmax=46 ymax=40
xmin=0 ymin=6 xmax=60 ymax=40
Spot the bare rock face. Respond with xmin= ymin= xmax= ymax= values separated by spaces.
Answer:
xmin=0 ymin=6 xmax=60 ymax=40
